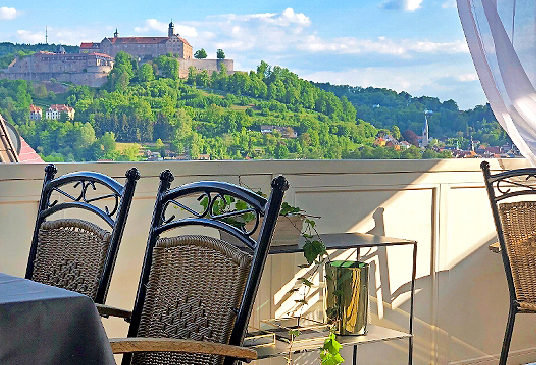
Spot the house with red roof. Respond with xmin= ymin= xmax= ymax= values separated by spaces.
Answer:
xmin=46 ymin=104 xmax=75 ymax=120
xmin=29 ymin=104 xmax=42 ymax=121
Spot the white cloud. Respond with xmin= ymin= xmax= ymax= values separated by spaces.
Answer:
xmin=0 ymin=6 xmax=18 ymax=20
xmin=16 ymin=30 xmax=45 ymax=43
xmin=442 ymin=0 xmax=457 ymax=8
xmin=457 ymin=73 xmax=478 ymax=82
xmin=180 ymin=8 xmax=467 ymax=58
xmin=406 ymin=0 xmax=423 ymax=11
xmin=134 ymin=19 xmax=198 ymax=38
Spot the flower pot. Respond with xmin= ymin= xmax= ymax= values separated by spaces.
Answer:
xmin=325 ymin=260 xmax=369 ymax=335
xmin=220 ymin=215 xmax=304 ymax=247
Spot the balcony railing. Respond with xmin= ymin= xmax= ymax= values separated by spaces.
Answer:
xmin=0 ymin=158 xmax=534 ymax=364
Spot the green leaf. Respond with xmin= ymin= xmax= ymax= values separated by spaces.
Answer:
xmin=305 ymin=219 xmax=316 ymax=228
xmin=285 ymin=288 xmax=300 ymax=295
xmin=322 ymin=333 xmax=343 ymax=355
xmin=288 ymin=329 xmax=301 ymax=337
xmin=303 ymin=239 xmax=326 ymax=265
xmin=298 ymin=277 xmax=314 ymax=287
xmin=235 ymin=200 xmax=247 ymax=210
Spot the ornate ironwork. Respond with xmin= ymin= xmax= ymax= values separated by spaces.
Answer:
xmin=160 ymin=191 xmax=261 ymax=236
xmin=48 ymin=179 xmax=121 ymax=219
xmin=495 ymin=174 xmax=536 ymax=196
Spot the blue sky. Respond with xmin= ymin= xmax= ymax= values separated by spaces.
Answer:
xmin=0 ymin=0 xmax=487 ymax=109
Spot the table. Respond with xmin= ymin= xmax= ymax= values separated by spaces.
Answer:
xmin=262 ymin=232 xmax=418 ymax=365
xmin=0 ymin=273 xmax=115 ymax=365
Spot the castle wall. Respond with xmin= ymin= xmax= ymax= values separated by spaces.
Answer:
xmin=179 ymin=58 xmax=233 ymax=72
xmin=1 ymin=54 xmax=112 ymax=88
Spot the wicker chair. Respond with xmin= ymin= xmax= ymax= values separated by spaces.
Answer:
xmin=481 ymin=161 xmax=536 ymax=364
xmin=25 ymin=164 xmax=140 ymax=305
xmin=109 ymin=170 xmax=289 ymax=365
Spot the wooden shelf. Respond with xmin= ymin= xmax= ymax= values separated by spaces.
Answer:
xmin=251 ymin=325 xmax=412 ymax=359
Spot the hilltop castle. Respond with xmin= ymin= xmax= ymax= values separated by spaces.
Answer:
xmin=80 ymin=22 xmax=193 ymax=60
xmin=80 ymin=21 xmax=233 ymax=78
xmin=0 ymin=21 xmax=233 ymax=86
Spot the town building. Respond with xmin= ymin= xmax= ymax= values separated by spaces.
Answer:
xmin=29 ymin=104 xmax=42 ymax=121
xmin=46 ymin=104 xmax=75 ymax=120
xmin=260 ymin=125 xmax=297 ymax=139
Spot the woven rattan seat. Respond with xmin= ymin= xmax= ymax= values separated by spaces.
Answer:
xmin=132 ymin=235 xmax=252 ymax=365
xmin=497 ymin=201 xmax=536 ymax=312
xmin=32 ymin=219 xmax=112 ymax=299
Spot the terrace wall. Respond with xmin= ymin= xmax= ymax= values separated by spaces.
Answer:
xmin=0 ymin=158 xmax=534 ymax=364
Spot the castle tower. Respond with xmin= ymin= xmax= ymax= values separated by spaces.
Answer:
xmin=168 ymin=20 xmax=174 ymax=37
xmin=114 ymin=28 xmax=119 ymax=38
xmin=421 ymin=111 xmax=430 ymax=148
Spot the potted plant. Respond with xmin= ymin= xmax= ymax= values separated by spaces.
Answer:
xmin=199 ymin=190 xmax=368 ymax=365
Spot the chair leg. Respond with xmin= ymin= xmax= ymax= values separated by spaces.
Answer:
xmin=499 ymin=304 xmax=516 ymax=365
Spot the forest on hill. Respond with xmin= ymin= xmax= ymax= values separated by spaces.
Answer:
xmin=0 ymin=48 xmax=508 ymax=161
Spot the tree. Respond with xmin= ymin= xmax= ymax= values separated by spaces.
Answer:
xmin=155 ymin=55 xmax=179 ymax=80
xmin=100 ymin=132 xmax=116 ymax=154
xmin=194 ymin=48 xmax=207 ymax=59
xmin=391 ymin=125 xmax=402 ymax=140
xmin=187 ymin=66 xmax=197 ymax=85
xmin=402 ymin=129 xmax=419 ymax=146
xmin=137 ymin=63 xmax=154 ymax=82
xmin=216 ymin=49 xmax=225 ymax=59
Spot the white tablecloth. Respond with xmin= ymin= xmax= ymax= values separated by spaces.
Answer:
xmin=0 ymin=273 xmax=115 ymax=364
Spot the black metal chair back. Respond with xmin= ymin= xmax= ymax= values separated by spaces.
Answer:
xmin=125 ymin=170 xmax=288 ymax=365
xmin=26 ymin=164 xmax=140 ymax=304
xmin=481 ymin=160 xmax=536 ymax=365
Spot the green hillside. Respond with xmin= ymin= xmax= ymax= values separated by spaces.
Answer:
xmin=0 ymin=51 xmax=505 ymax=161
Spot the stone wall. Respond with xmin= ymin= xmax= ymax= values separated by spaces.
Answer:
xmin=179 ymin=58 xmax=233 ymax=72
xmin=0 ymin=53 xmax=112 ymax=87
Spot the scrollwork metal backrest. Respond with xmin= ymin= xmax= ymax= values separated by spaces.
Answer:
xmin=156 ymin=178 xmax=268 ymax=251
xmin=41 ymin=171 xmax=125 ymax=226
xmin=26 ymin=164 xmax=140 ymax=304
xmin=481 ymin=161 xmax=536 ymax=202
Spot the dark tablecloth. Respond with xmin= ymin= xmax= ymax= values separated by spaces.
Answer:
xmin=0 ymin=273 xmax=115 ymax=364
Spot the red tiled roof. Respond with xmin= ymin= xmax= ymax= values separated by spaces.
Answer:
xmin=89 ymin=52 xmax=113 ymax=59
xmin=80 ymin=42 xmax=100 ymax=48
xmin=18 ymin=138 xmax=44 ymax=163
xmin=49 ymin=104 xmax=74 ymax=112
xmin=177 ymin=37 xmax=191 ymax=46
xmin=104 ymin=36 xmax=191 ymax=46
xmin=29 ymin=104 xmax=42 ymax=112
xmin=108 ymin=36 xmax=169 ymax=44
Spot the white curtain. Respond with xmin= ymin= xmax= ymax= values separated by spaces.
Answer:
xmin=457 ymin=0 xmax=536 ymax=165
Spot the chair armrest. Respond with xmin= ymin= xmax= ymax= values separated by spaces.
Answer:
xmin=489 ymin=241 xmax=501 ymax=253
xmin=109 ymin=337 xmax=257 ymax=361
xmin=96 ymin=303 xmax=132 ymax=322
